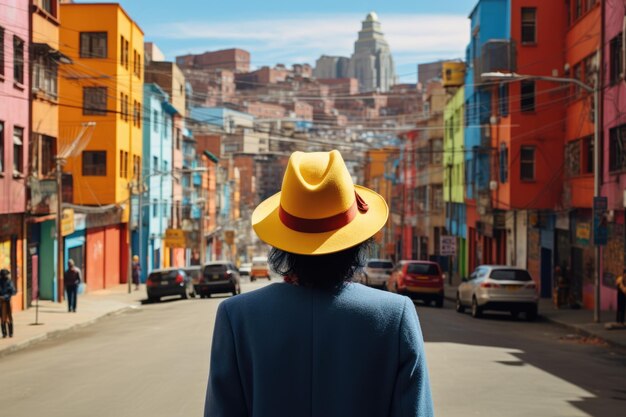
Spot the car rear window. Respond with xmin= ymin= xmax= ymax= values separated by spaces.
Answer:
xmin=204 ymin=264 xmax=228 ymax=274
xmin=490 ymin=269 xmax=532 ymax=281
xmin=184 ymin=268 xmax=202 ymax=278
xmin=368 ymin=261 xmax=393 ymax=269
xmin=406 ymin=263 xmax=439 ymax=275
xmin=149 ymin=270 xmax=178 ymax=280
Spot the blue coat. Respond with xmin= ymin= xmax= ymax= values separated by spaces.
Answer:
xmin=205 ymin=282 xmax=433 ymax=417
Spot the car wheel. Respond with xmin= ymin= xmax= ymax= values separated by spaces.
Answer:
xmin=455 ymin=294 xmax=465 ymax=313
xmin=510 ymin=310 xmax=520 ymax=319
xmin=251 ymin=277 xmax=256 ymax=282
xmin=148 ymin=296 xmax=159 ymax=303
xmin=435 ymin=296 xmax=444 ymax=308
xmin=526 ymin=306 xmax=538 ymax=321
xmin=471 ymin=297 xmax=482 ymax=318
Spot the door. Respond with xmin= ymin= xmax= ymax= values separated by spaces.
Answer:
xmin=460 ymin=269 xmax=477 ymax=304
xmin=540 ymin=248 xmax=552 ymax=298
xmin=68 ymin=245 xmax=85 ymax=280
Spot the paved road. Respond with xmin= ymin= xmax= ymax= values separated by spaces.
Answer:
xmin=0 ymin=281 xmax=624 ymax=417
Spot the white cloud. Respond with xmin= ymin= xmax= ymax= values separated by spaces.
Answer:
xmin=152 ymin=13 xmax=469 ymax=67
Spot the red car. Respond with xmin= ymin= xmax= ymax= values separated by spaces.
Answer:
xmin=387 ymin=261 xmax=444 ymax=307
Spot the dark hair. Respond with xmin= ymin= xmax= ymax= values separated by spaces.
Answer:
xmin=268 ymin=239 xmax=372 ymax=290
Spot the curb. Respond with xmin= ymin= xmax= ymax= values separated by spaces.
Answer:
xmin=0 ymin=304 xmax=139 ymax=358
xmin=444 ymin=291 xmax=626 ymax=351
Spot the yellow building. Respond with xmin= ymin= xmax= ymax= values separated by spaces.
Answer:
xmin=59 ymin=2 xmax=144 ymax=210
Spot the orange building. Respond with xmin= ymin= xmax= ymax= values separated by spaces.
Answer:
xmin=59 ymin=3 xmax=144 ymax=290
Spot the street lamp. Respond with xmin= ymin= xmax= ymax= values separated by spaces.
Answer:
xmin=481 ymin=71 xmax=601 ymax=322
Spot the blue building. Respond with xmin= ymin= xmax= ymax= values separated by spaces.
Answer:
xmin=140 ymin=84 xmax=175 ymax=276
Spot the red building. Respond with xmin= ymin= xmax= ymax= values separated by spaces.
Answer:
xmin=176 ymin=48 xmax=250 ymax=73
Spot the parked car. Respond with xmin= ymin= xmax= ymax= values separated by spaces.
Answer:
xmin=387 ymin=260 xmax=444 ymax=307
xmin=196 ymin=261 xmax=241 ymax=297
xmin=146 ymin=268 xmax=195 ymax=302
xmin=456 ymin=265 xmax=539 ymax=320
xmin=239 ymin=262 xmax=252 ymax=277
xmin=359 ymin=259 xmax=394 ymax=288
xmin=250 ymin=256 xmax=270 ymax=281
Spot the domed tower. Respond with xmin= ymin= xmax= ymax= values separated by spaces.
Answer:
xmin=349 ymin=12 xmax=396 ymax=92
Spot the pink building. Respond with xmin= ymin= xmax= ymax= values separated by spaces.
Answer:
xmin=602 ymin=0 xmax=626 ymax=310
xmin=0 ymin=0 xmax=30 ymax=311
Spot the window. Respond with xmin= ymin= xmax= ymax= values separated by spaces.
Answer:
xmin=565 ymin=140 xmax=581 ymax=177
xmin=175 ymin=128 xmax=181 ymax=150
xmin=133 ymin=155 xmax=141 ymax=178
xmin=32 ymin=50 xmax=59 ymax=98
xmin=432 ymin=185 xmax=443 ymax=212
xmin=83 ymin=87 xmax=107 ymax=115
xmin=0 ymin=27 xmax=4 ymax=78
xmin=153 ymin=200 xmax=158 ymax=218
xmin=40 ymin=135 xmax=56 ymax=176
xmin=80 ymin=32 xmax=107 ymax=58
xmin=41 ymin=0 xmax=56 ymax=17
xmin=13 ymin=127 xmax=23 ymax=175
xmin=610 ymin=34 xmax=623 ymax=85
xmin=520 ymin=80 xmax=535 ymax=112
xmin=520 ymin=146 xmax=535 ymax=181
xmin=119 ymin=150 xmax=128 ymax=178
xmin=499 ymin=83 xmax=509 ymax=116
xmin=583 ymin=136 xmax=594 ymax=174
xmin=82 ymin=151 xmax=106 ymax=176
xmin=13 ymin=36 xmax=24 ymax=84
xmin=162 ymin=200 xmax=168 ymax=217
xmin=153 ymin=110 xmax=159 ymax=132
xmin=133 ymin=100 xmax=142 ymax=127
xmin=120 ymin=35 xmax=129 ymax=68
xmin=133 ymin=50 xmax=141 ymax=78
xmin=0 ymin=121 xmax=4 ymax=173
xmin=584 ymin=52 xmax=598 ymax=88
xmin=431 ymin=138 xmax=443 ymax=165
xmin=574 ymin=0 xmax=582 ymax=20
xmin=521 ymin=8 xmax=537 ymax=44
xmin=609 ymin=124 xmax=626 ymax=172
xmin=153 ymin=156 xmax=158 ymax=172
xmin=499 ymin=143 xmax=508 ymax=183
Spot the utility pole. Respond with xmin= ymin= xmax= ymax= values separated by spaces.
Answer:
xmin=55 ymin=157 xmax=64 ymax=303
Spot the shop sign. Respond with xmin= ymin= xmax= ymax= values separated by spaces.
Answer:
xmin=164 ymin=229 xmax=186 ymax=248
xmin=61 ymin=209 xmax=75 ymax=237
xmin=576 ymin=223 xmax=591 ymax=246
xmin=440 ymin=236 xmax=456 ymax=256
xmin=593 ymin=196 xmax=608 ymax=245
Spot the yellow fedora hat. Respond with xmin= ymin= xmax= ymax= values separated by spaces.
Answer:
xmin=252 ymin=150 xmax=388 ymax=255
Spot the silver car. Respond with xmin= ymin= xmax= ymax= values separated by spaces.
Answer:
xmin=456 ymin=265 xmax=539 ymax=320
xmin=360 ymin=259 xmax=394 ymax=288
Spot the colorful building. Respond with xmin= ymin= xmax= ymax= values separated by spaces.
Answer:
xmin=443 ymin=85 xmax=467 ymax=282
xmin=140 ymin=83 xmax=175 ymax=275
xmin=561 ymin=0 xmax=601 ymax=308
xmin=602 ymin=0 xmax=626 ymax=311
xmin=485 ymin=1 xmax=568 ymax=298
xmin=59 ymin=2 xmax=144 ymax=291
xmin=0 ymin=0 xmax=30 ymax=310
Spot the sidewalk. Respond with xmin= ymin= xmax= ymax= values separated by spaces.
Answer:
xmin=443 ymin=284 xmax=626 ymax=351
xmin=0 ymin=285 xmax=144 ymax=357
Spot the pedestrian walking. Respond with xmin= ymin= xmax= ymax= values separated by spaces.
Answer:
xmin=204 ymin=150 xmax=434 ymax=417
xmin=616 ymin=272 xmax=626 ymax=325
xmin=64 ymin=259 xmax=81 ymax=312
xmin=132 ymin=255 xmax=141 ymax=291
xmin=0 ymin=269 xmax=16 ymax=338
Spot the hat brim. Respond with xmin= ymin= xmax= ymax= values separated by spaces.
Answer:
xmin=252 ymin=185 xmax=389 ymax=255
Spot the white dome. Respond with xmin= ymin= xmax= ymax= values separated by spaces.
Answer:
xmin=366 ymin=11 xmax=379 ymax=22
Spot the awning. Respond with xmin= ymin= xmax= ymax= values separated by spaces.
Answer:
xmin=32 ymin=43 xmax=72 ymax=64
xmin=203 ymin=150 xmax=219 ymax=164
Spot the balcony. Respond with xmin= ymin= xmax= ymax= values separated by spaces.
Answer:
xmin=474 ymin=39 xmax=516 ymax=84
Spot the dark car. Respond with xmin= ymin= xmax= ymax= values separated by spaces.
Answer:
xmin=196 ymin=261 xmax=241 ymax=298
xmin=146 ymin=268 xmax=195 ymax=302
xmin=387 ymin=260 xmax=444 ymax=307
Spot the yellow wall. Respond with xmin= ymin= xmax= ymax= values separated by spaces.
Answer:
xmin=59 ymin=4 xmax=143 ymax=211
xmin=32 ymin=6 xmax=60 ymax=139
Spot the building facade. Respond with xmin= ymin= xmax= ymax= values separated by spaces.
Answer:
xmin=0 ymin=0 xmax=30 ymax=311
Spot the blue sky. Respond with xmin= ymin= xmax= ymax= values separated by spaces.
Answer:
xmin=75 ymin=0 xmax=478 ymax=82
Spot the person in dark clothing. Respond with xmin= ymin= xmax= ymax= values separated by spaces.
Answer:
xmin=0 ymin=269 xmax=16 ymax=338
xmin=132 ymin=255 xmax=141 ymax=291
xmin=64 ymin=259 xmax=81 ymax=312
xmin=616 ymin=273 xmax=626 ymax=325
